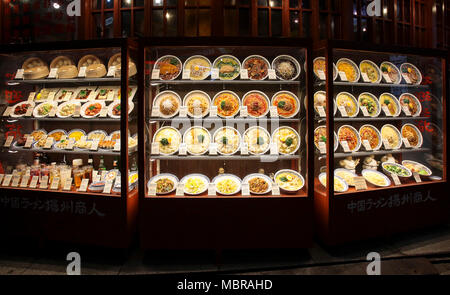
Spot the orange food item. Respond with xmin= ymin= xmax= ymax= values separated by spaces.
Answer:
xmin=85 ymin=103 xmax=102 ymax=116
xmin=243 ymin=93 xmax=268 ymax=117
xmin=272 ymin=93 xmax=298 ymax=117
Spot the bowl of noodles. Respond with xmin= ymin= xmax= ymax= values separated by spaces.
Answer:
xmin=213 ymin=127 xmax=241 ymax=155
xmin=362 ymin=169 xmax=391 ymax=187
xmin=242 ymin=173 xmax=272 ymax=195
xmin=271 ymin=90 xmax=300 ymax=118
xmin=153 ymin=90 xmax=181 ymax=118
xmin=381 ymin=124 xmax=402 ymax=149
xmin=338 ymin=125 xmax=361 ymax=152
xmin=334 ymin=169 xmax=358 ymax=187
xmin=213 ymin=174 xmax=241 ymax=195
xmin=313 ymin=57 xmax=338 ymax=81
xmin=336 ymin=58 xmax=360 ymax=82
xmin=379 ymin=93 xmax=401 ymax=117
xmin=399 ymin=93 xmax=421 ymax=117
xmin=335 ymin=92 xmax=359 ymax=117
xmin=183 ymin=90 xmax=211 ymax=118
xmin=183 ymin=55 xmax=211 ymax=80
xmin=271 ymin=55 xmax=301 ymax=81
xmin=359 ymin=124 xmax=382 ymax=150
xmin=212 ymin=90 xmax=240 ymax=118
xmin=183 ymin=126 xmax=211 ymax=155
xmin=242 ymin=90 xmax=270 ymax=118
xmin=274 ymin=169 xmax=305 ymax=193
xmin=401 ymin=123 xmax=423 ymax=148
xmin=318 ymin=172 xmax=348 ymax=192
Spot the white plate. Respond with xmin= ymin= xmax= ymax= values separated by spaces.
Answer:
xmin=359 ymin=60 xmax=382 ymax=83
xmin=87 ymin=129 xmax=108 ymax=141
xmin=180 ymin=173 xmax=210 ymax=195
xmin=148 ymin=173 xmax=179 ymax=195
xmin=10 ymin=101 xmax=35 ymax=118
xmin=271 ymin=55 xmax=301 ymax=81
xmin=274 ymin=169 xmax=305 ymax=192
xmin=56 ymin=100 xmax=81 ymax=118
xmin=183 ymin=126 xmax=211 ymax=156
xmin=318 ymin=172 xmax=349 ymax=192
xmin=380 ymin=62 xmax=401 ymax=84
xmin=183 ymin=55 xmax=211 ymax=80
xmin=270 ymin=90 xmax=300 ymax=118
xmin=242 ymin=173 xmax=273 ymax=195
xmin=153 ymin=90 xmax=182 ymax=118
xmin=54 ymin=88 xmax=78 ymax=102
xmin=212 ymin=55 xmax=241 ymax=80
xmin=381 ymin=162 xmax=412 ymax=178
xmin=400 ymin=62 xmax=422 ymax=85
xmin=359 ymin=124 xmax=382 ymax=151
xmin=241 ymin=90 xmax=270 ymax=118
xmin=335 ymin=91 xmax=359 ymax=117
xmin=334 ymin=168 xmax=358 ymax=187
xmin=47 ymin=129 xmax=68 ymax=142
xmin=154 ymin=55 xmax=183 ymax=80
xmin=379 ymin=93 xmax=401 ymax=117
xmin=212 ymin=90 xmax=241 ymax=118
xmin=337 ymin=125 xmax=362 ymax=152
xmin=212 ymin=126 xmax=241 ymax=156
xmin=358 ymin=92 xmax=381 ymax=117
xmin=401 ymin=160 xmax=432 ymax=177
xmin=361 ymin=169 xmax=391 ymax=187
xmin=399 ymin=93 xmax=422 ymax=117
xmin=336 ymin=58 xmax=360 ymax=82
xmin=33 ymin=101 xmax=57 ymax=118
xmin=381 ymin=124 xmax=402 ymax=150
xmin=95 ymin=86 xmax=119 ymax=100
xmin=313 ymin=125 xmax=339 ymax=152
xmin=271 ymin=126 xmax=301 ymax=155
xmin=72 ymin=86 xmax=97 ymax=102
xmin=107 ymin=101 xmax=134 ymax=119
xmin=242 ymin=126 xmax=271 ymax=155
xmin=314 ymin=91 xmax=337 ymax=116
xmin=152 ymin=126 xmax=182 ymax=156
xmin=242 ymin=55 xmax=270 ymax=80
xmin=212 ymin=174 xmax=242 ymax=195
xmin=401 ymin=123 xmax=423 ymax=148
xmin=312 ymin=57 xmax=338 ymax=81
xmin=80 ymin=101 xmax=105 ymax=119
xmin=183 ymin=90 xmax=211 ymax=118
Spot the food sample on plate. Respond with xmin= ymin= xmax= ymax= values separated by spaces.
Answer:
xmin=154 ymin=127 xmax=181 ymax=155
xmin=184 ymin=127 xmax=211 ymax=155
xmin=381 ymin=125 xmax=401 ymax=149
xmin=15 ymin=135 xmax=27 ymax=147
xmin=213 ymin=91 xmax=240 ymax=118
xmin=380 ymin=62 xmax=400 ymax=83
xmin=22 ymin=57 xmax=49 ymax=79
xmin=379 ymin=93 xmax=399 ymax=116
xmin=31 ymin=130 xmax=46 ymax=141
xmin=111 ymin=131 xmax=120 ymax=141
xmin=117 ymin=86 xmax=136 ymax=101
xmin=314 ymin=126 xmax=327 ymax=150
xmin=12 ymin=102 xmax=33 ymax=117
xmin=34 ymin=137 xmax=47 ymax=148
xmin=35 ymin=88 xmax=58 ymax=101
xmin=108 ymin=53 xmax=137 ymax=77
xmin=154 ymin=91 xmax=180 ymax=117
xmin=111 ymin=103 xmax=121 ymax=116
xmin=401 ymin=63 xmax=422 ymax=84
xmin=401 ymin=124 xmax=422 ymax=147
xmin=313 ymin=57 xmax=337 ymax=80
xmin=246 ymin=175 xmax=270 ymax=194
xmin=57 ymin=101 xmax=78 ymax=117
xmin=272 ymin=91 xmax=299 ymax=118
xmin=99 ymin=139 xmax=116 ymax=149
xmin=336 ymin=59 xmax=359 ymax=82
xmin=243 ymin=127 xmax=270 ymax=155
xmin=399 ymin=94 xmax=421 ymax=116
xmin=83 ymin=102 xmax=102 ymax=117
xmin=272 ymin=55 xmax=299 ymax=80
xmin=272 ymin=127 xmax=299 ymax=155
xmin=242 ymin=91 xmax=269 ymax=118
xmin=214 ymin=127 xmax=240 ymax=155
xmin=154 ymin=177 xmax=175 ymax=194
xmin=334 ymin=169 xmax=356 ymax=186
xmin=74 ymin=88 xmax=94 ymax=100
xmin=318 ymin=173 xmax=347 ymax=192
xmin=213 ymin=55 xmax=240 ymax=80
xmin=48 ymin=130 xmax=66 ymax=142
xmin=215 ymin=175 xmax=240 ymax=195
xmin=34 ymin=102 xmax=55 ymax=117
xmin=184 ymin=56 xmax=211 ymax=80
xmin=78 ymin=55 xmax=106 ymax=78
xmin=359 ymin=125 xmax=380 ymax=150
xmin=358 ymin=93 xmax=379 ymax=117
xmin=184 ymin=91 xmax=210 ymax=117
xmin=54 ymin=139 xmax=71 ymax=149
xmin=68 ymin=130 xmax=85 ymax=141
xmin=87 ymin=130 xmax=106 ymax=141
xmin=128 ymin=136 xmax=137 ymax=149
xmin=243 ymin=55 xmax=269 ymax=80
xmin=275 ymin=170 xmax=304 ymax=192
xmin=338 ymin=125 xmax=360 ymax=151
xmin=336 ymin=92 xmax=358 ymax=116
xmin=74 ymin=140 xmax=92 ymax=149
xmin=183 ymin=175 xmax=208 ymax=195
xmin=55 ymin=88 xmax=76 ymax=101
xmin=362 ymin=170 xmax=390 ymax=187
xmin=402 ymin=161 xmax=432 ymax=176
xmin=96 ymin=88 xmax=116 ymax=100
xmin=382 ymin=163 xmax=411 ymax=177
xmin=155 ymin=55 xmax=182 ymax=80
xmin=313 ymin=91 xmax=327 ymax=112
xmin=359 ymin=60 xmax=380 ymax=83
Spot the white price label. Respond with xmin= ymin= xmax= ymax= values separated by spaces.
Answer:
xmin=402 ymin=105 xmax=411 ymax=116
xmin=362 ymin=139 xmax=372 ymax=151
xmin=63 ymin=178 xmax=73 ymax=191
xmin=50 ymin=177 xmax=60 ymax=190
xmin=113 ymin=140 xmax=120 ymax=152
xmin=73 ymin=105 xmax=81 ymax=117
xmin=48 ymin=106 xmax=57 ymax=117
xmin=48 ymin=68 xmax=58 ymax=79
xmin=382 ymin=105 xmax=392 ymax=117
xmin=338 ymin=71 xmax=348 ymax=81
xmin=317 ymin=106 xmax=326 ymax=117
xmin=11 ymin=175 xmax=20 ymax=187
xmin=272 ymin=184 xmax=281 ymax=196
xmin=78 ymin=66 xmax=87 ymax=77
xmin=353 ymin=177 xmax=368 ymax=190
xmin=27 ymin=92 xmax=36 ymax=102
xmin=209 ymin=106 xmax=218 ymax=117
xmin=179 ymin=106 xmax=188 ymax=117
xmin=63 ymin=92 xmax=72 ymax=101
xmin=382 ymin=73 xmax=392 ymax=83
xmin=39 ymin=176 xmax=49 ymax=189
xmin=20 ymin=175 xmax=30 ymax=188
xmin=90 ymin=139 xmax=100 ymax=151
xmin=402 ymin=73 xmax=411 ymax=84
xmin=209 ymin=143 xmax=218 ymax=155
xmin=87 ymin=91 xmax=97 ymax=101
xmin=391 ymin=173 xmax=401 ymax=185
xmin=270 ymin=143 xmax=279 ymax=155
xmin=402 ymin=138 xmax=411 ymax=148
xmin=65 ymin=138 xmax=75 ymax=150
xmin=360 ymin=106 xmax=370 ymax=117
xmin=151 ymin=69 xmax=160 ymax=80
xmin=179 ymin=143 xmax=187 ymax=156
xmin=79 ymin=178 xmax=89 ymax=192
xmin=148 ymin=183 xmax=157 ymax=196
xmin=340 ymin=140 xmax=350 ymax=152
xmin=3 ymin=106 xmax=13 ymax=117
xmin=2 ymin=174 xmax=12 ymax=187
xmin=24 ymin=136 xmax=33 ymax=148
xmin=175 ymin=183 xmax=184 ymax=196
xmin=15 ymin=69 xmax=24 ymax=80
xmin=151 ymin=106 xmax=160 ymax=117
xmin=338 ymin=106 xmax=348 ymax=117
xmin=361 ymin=72 xmax=370 ymax=82
xmin=43 ymin=137 xmax=54 ymax=149
xmin=25 ymin=106 xmax=33 ymax=117
xmin=48 ymin=91 xmax=56 ymax=101
xmin=4 ymin=136 xmax=14 ymax=147
xmin=106 ymin=90 xmax=115 ymax=101
xmin=240 ymin=106 xmax=248 ymax=117
xmin=240 ymin=143 xmax=248 ymax=155
xmin=241 ymin=183 xmax=250 ymax=196
xmin=182 ymin=69 xmax=191 ymax=80
xmin=268 ymin=69 xmax=277 ymax=80
xmin=151 ymin=142 xmax=160 ymax=155
xmin=317 ymin=70 xmax=326 ymax=80
xmin=29 ymin=176 xmax=39 ymax=188
xmin=269 ymin=106 xmax=279 ymax=117
xmin=211 ymin=68 xmax=219 ymax=80
xmin=207 ymin=183 xmax=216 ymax=196
xmin=107 ymin=66 xmax=116 ymax=77
xmin=240 ymin=69 xmax=249 ymax=79
xmin=0 ymin=174 xmax=4 ymax=184
xmin=382 ymin=138 xmax=392 ymax=150
xmin=413 ymin=172 xmax=422 ymax=183
xmin=318 ymin=141 xmax=326 ymax=154
xmin=99 ymin=108 xmax=108 ymax=118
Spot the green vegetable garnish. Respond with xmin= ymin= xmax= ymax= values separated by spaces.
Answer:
xmin=256 ymin=136 xmax=264 ymax=145
xmin=403 ymin=98 xmax=410 ymax=104
xmin=220 ymin=101 xmax=226 ymax=109
xmin=160 ymin=138 xmax=169 ymax=146
xmin=221 ymin=136 xmax=228 ymax=145
xmin=320 ymin=135 xmax=327 ymax=143
xmin=285 ymin=137 xmax=293 ymax=147
xmin=280 ymin=176 xmax=288 ymax=182
xmin=100 ymin=89 xmax=106 ymax=95
xmin=197 ymin=134 xmax=205 ymax=143
xmin=277 ymin=101 xmax=286 ymax=108
xmin=384 ymin=99 xmax=390 ymax=105
xmin=381 ymin=66 xmax=387 ymax=72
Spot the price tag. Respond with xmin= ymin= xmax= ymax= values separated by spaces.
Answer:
xmin=175 ymin=183 xmax=184 ymax=196
xmin=148 ymin=183 xmax=157 ymax=196
xmin=317 ymin=70 xmax=326 ymax=80
xmin=151 ymin=142 xmax=160 ymax=155
xmin=11 ymin=175 xmax=20 ymax=187
xmin=107 ymin=66 xmax=116 ymax=77
xmin=240 ymin=69 xmax=249 ymax=79
xmin=65 ymin=138 xmax=75 ymax=150
xmin=413 ymin=172 xmax=422 ymax=183
xmin=402 ymin=73 xmax=411 ymax=84
xmin=63 ymin=92 xmax=72 ymax=101
xmin=79 ymin=178 xmax=89 ymax=192
xmin=15 ymin=69 xmax=24 ymax=79
xmin=43 ymin=137 xmax=54 ymax=149
xmin=39 ymin=176 xmax=49 ymax=189
xmin=182 ymin=69 xmax=191 ymax=80
xmin=382 ymin=73 xmax=392 ymax=83
xmin=25 ymin=106 xmax=33 ymax=117
xmin=0 ymin=174 xmax=4 ymax=184
xmin=268 ymin=69 xmax=277 ymax=80
xmin=3 ymin=106 xmax=13 ymax=117
xmin=78 ymin=66 xmax=87 ymax=78
xmin=211 ymin=68 xmax=219 ymax=80
xmin=48 ymin=106 xmax=57 ymax=117
xmin=209 ymin=143 xmax=218 ymax=155
xmin=48 ymin=68 xmax=58 ymax=79
xmin=361 ymin=72 xmax=370 ymax=82
xmin=240 ymin=143 xmax=249 ymax=155
xmin=240 ymin=106 xmax=248 ymax=117
xmin=207 ymin=183 xmax=216 ymax=196
xmin=179 ymin=106 xmax=188 ymax=117
xmin=382 ymin=138 xmax=392 ymax=150
xmin=382 ymin=105 xmax=392 ymax=116
xmin=402 ymin=105 xmax=411 ymax=116
xmin=63 ymin=178 xmax=73 ymax=191
xmin=193 ymin=107 xmax=202 ymax=117
xmin=50 ymin=177 xmax=60 ymax=190
xmin=270 ymin=143 xmax=278 ymax=155
xmin=209 ymin=106 xmax=218 ymax=117
xmin=318 ymin=141 xmax=326 ymax=154
xmin=360 ymin=106 xmax=370 ymax=117
xmin=272 ymin=184 xmax=281 ymax=196
xmin=90 ymin=139 xmax=100 ymax=151
xmin=87 ymin=91 xmax=97 ymax=101
xmin=20 ymin=175 xmax=30 ymax=188
xmin=2 ymin=174 xmax=12 ymax=186
xmin=106 ymin=90 xmax=115 ymax=101
xmin=27 ymin=92 xmax=36 ymax=102
xmin=151 ymin=106 xmax=160 ymax=117
xmin=338 ymin=71 xmax=348 ymax=81
xmin=269 ymin=106 xmax=279 ymax=118
xmin=362 ymin=139 xmax=372 ymax=151
xmin=179 ymin=143 xmax=187 ymax=156
xmin=113 ymin=141 xmax=120 ymax=152
xmin=114 ymin=176 xmax=121 ymax=187
xmin=29 ymin=176 xmax=39 ymax=188
xmin=47 ymin=91 xmax=56 ymax=101
xmin=353 ymin=177 xmax=368 ymax=190
xmin=92 ymin=170 xmax=98 ymax=181
xmin=100 ymin=170 xmax=108 ymax=180
xmin=73 ymin=105 xmax=81 ymax=117
xmin=338 ymin=106 xmax=348 ymax=117
xmin=340 ymin=141 xmax=350 ymax=152
xmin=241 ymin=183 xmax=250 ymax=196
xmin=151 ymin=69 xmax=160 ymax=80
xmin=99 ymin=108 xmax=108 ymax=118
xmin=4 ymin=136 xmax=14 ymax=147
xmin=316 ymin=106 xmax=326 ymax=117
xmin=93 ymin=175 xmax=101 ymax=183
xmin=402 ymin=138 xmax=411 ymax=148
xmin=391 ymin=173 xmax=401 ymax=185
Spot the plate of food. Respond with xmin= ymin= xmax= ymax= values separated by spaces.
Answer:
xmin=336 ymin=92 xmax=359 ymax=117
xmin=153 ymin=90 xmax=181 ymax=118
xmin=10 ymin=101 xmax=34 ymax=118
xmin=74 ymin=138 xmax=92 ymax=150
xmin=81 ymin=101 xmax=105 ymax=118
xmin=73 ymin=87 xmax=97 ymax=102
xmin=272 ymin=55 xmax=301 ymax=80
xmin=243 ymin=126 xmax=271 ymax=155
xmin=381 ymin=162 xmax=412 ymax=178
xmin=33 ymin=101 xmax=57 ymax=118
xmin=35 ymin=88 xmax=60 ymax=102
xmin=314 ymin=91 xmax=337 ymax=116
xmin=242 ymin=90 xmax=270 ymax=118
xmin=275 ymin=169 xmax=305 ymax=193
xmin=379 ymin=93 xmax=401 ymax=117
xmin=88 ymin=181 xmax=105 ymax=192
xmin=313 ymin=57 xmax=338 ymax=81
xmin=242 ymin=55 xmax=270 ymax=80
xmin=53 ymin=138 xmax=72 ymax=150
xmin=22 ymin=57 xmax=49 ymax=80
xmin=402 ymin=160 xmax=432 ymax=177
xmin=107 ymin=101 xmax=134 ymax=119
xmin=110 ymin=130 xmax=121 ymax=141
xmin=55 ymin=88 xmax=77 ymax=101
xmin=50 ymin=56 xmax=77 ymax=79
xmin=87 ymin=130 xmax=107 ymax=141
xmin=213 ymin=174 xmax=242 ymax=195
xmin=334 ymin=168 xmax=358 ymax=187
xmin=359 ymin=124 xmax=382 ymax=150
xmin=318 ymin=172 xmax=348 ymax=192
xmin=213 ymin=127 xmax=241 ymax=155
xmin=153 ymin=126 xmax=181 ymax=155
xmin=31 ymin=129 xmax=47 ymax=142
xmin=67 ymin=129 xmax=86 ymax=141
xmin=401 ymin=123 xmax=423 ymax=148
xmin=95 ymin=87 xmax=119 ymax=100
xmin=128 ymin=135 xmax=138 ymax=150
xmin=183 ymin=55 xmax=211 ymax=80
xmin=183 ymin=90 xmax=211 ymax=118
xmin=272 ymin=126 xmax=300 ymax=155
xmin=400 ymin=62 xmax=422 ymax=85
xmin=47 ymin=129 xmax=67 ymax=142
xmin=78 ymin=54 xmax=106 ymax=78
xmin=242 ymin=173 xmax=273 ymax=195
xmin=212 ymin=55 xmax=241 ymax=80
xmin=56 ymin=100 xmax=80 ymax=118
xmin=380 ymin=62 xmax=401 ymax=84
xmin=33 ymin=138 xmax=47 ymax=149
xmin=359 ymin=60 xmax=381 ymax=83
xmin=358 ymin=92 xmax=381 ymax=117
xmin=271 ymin=91 xmax=300 ymax=118
xmin=361 ymin=169 xmax=391 ymax=187
xmin=154 ymin=55 xmax=183 ymax=80
xmin=148 ymin=173 xmax=179 ymax=195
xmin=336 ymin=58 xmax=360 ymax=82
xmin=181 ymin=174 xmax=210 ymax=195
xmin=183 ymin=126 xmax=211 ymax=156
xmin=212 ymin=91 xmax=240 ymax=118
xmin=338 ymin=125 xmax=361 ymax=152
xmin=98 ymin=138 xmax=117 ymax=150
xmin=381 ymin=124 xmax=402 ymax=149
xmin=399 ymin=93 xmax=421 ymax=116
xmin=314 ymin=126 xmax=339 ymax=152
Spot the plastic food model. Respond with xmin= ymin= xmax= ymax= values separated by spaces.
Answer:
xmin=50 ymin=56 xmax=78 ymax=79
xmin=155 ymin=55 xmax=182 ymax=80
xmin=272 ymin=91 xmax=299 ymax=118
xmin=336 ymin=59 xmax=358 ymax=82
xmin=214 ymin=127 xmax=240 ymax=155
xmin=272 ymin=55 xmax=299 ymax=80
xmin=184 ymin=56 xmax=211 ymax=80
xmin=272 ymin=127 xmax=299 ymax=155
xmin=359 ymin=61 xmax=380 ymax=83
xmin=380 ymin=62 xmax=400 ymax=83
xmin=154 ymin=91 xmax=180 ymax=118
xmin=244 ymin=127 xmax=270 ymax=155
xmin=108 ymin=53 xmax=137 ymax=77
xmin=243 ymin=56 xmax=269 ymax=80
xmin=78 ymin=55 xmax=106 ymax=78
xmin=242 ymin=91 xmax=269 ymax=118
xmin=154 ymin=127 xmax=181 ymax=155
xmin=339 ymin=156 xmax=360 ymax=173
xmin=381 ymin=153 xmax=398 ymax=164
xmin=213 ymin=91 xmax=240 ymax=118
xmin=213 ymin=55 xmax=240 ymax=80
xmin=362 ymin=155 xmax=380 ymax=170
xmin=184 ymin=127 xmax=210 ymax=155
xmin=22 ymin=57 xmax=49 ymax=79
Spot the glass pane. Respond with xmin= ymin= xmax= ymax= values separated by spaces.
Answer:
xmin=240 ymin=0 xmax=250 ymax=5
xmin=361 ymin=18 xmax=368 ymax=41
xmin=104 ymin=13 xmax=114 ymax=38
xmin=105 ymin=0 xmax=114 ymax=9
xmin=198 ymin=9 xmax=211 ymax=36
xmin=239 ymin=8 xmax=250 ymax=35
xmin=270 ymin=0 xmax=283 ymax=7
xmin=224 ymin=8 xmax=239 ymax=36
xmin=167 ymin=0 xmax=178 ymax=5
xmin=319 ymin=13 xmax=327 ymax=39
xmin=258 ymin=9 xmax=269 ymax=36
xmin=185 ymin=0 xmax=197 ymax=6
xmin=121 ymin=11 xmax=131 ymax=37
xmin=271 ymin=9 xmax=282 ymax=36
xmin=198 ymin=0 xmax=211 ymax=5
xmin=166 ymin=9 xmax=177 ymax=36
xmin=258 ymin=0 xmax=268 ymax=6
xmin=122 ymin=0 xmax=132 ymax=8
xmin=184 ymin=8 xmax=197 ymax=36
xmin=136 ymin=0 xmax=145 ymax=6
xmin=134 ymin=10 xmax=145 ymax=36
xmin=94 ymin=0 xmax=102 ymax=9
xmin=302 ymin=0 xmax=310 ymax=9
xmin=290 ymin=11 xmax=300 ymax=37
xmin=319 ymin=0 xmax=327 ymax=10
xmin=153 ymin=0 xmax=163 ymax=6
xmin=152 ymin=10 xmax=164 ymax=36
xmin=93 ymin=13 xmax=102 ymax=38
xmin=224 ymin=0 xmax=237 ymax=5
xmin=289 ymin=0 xmax=299 ymax=8
xmin=302 ymin=12 xmax=311 ymax=37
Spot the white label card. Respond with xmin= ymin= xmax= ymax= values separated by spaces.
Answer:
xmin=402 ymin=106 xmax=411 ymax=116
xmin=48 ymin=92 xmax=56 ymax=102
xmin=50 ymin=177 xmax=60 ymax=190
xmin=103 ymin=180 xmax=113 ymax=194
xmin=73 ymin=105 xmax=81 ymax=117
xmin=29 ymin=176 xmax=39 ymax=188
xmin=270 ymin=143 xmax=279 ymax=155
xmin=362 ymin=140 xmax=372 ymax=151
xmin=317 ymin=70 xmax=326 ymax=80
xmin=209 ymin=143 xmax=218 ymax=155
xmin=48 ymin=106 xmax=57 ymax=117
xmin=382 ymin=73 xmax=392 ymax=83
xmin=175 ymin=183 xmax=184 ymax=196
xmin=241 ymin=183 xmax=250 ymax=196
xmin=382 ymin=105 xmax=392 ymax=116
xmin=48 ymin=68 xmax=58 ymax=79
xmin=211 ymin=68 xmax=219 ymax=80
xmin=402 ymin=73 xmax=411 ymax=84
xmin=106 ymin=91 xmax=115 ymax=101
xmin=240 ymin=69 xmax=249 ymax=79
xmin=107 ymin=66 xmax=116 ymax=77
xmin=338 ymin=106 xmax=348 ymax=117
xmin=382 ymin=138 xmax=392 ymax=150
xmin=182 ymin=69 xmax=191 ymax=80
xmin=318 ymin=141 xmax=327 ymax=154
xmin=360 ymin=106 xmax=370 ymax=117
xmin=101 ymin=170 xmax=108 ymax=180
xmin=87 ymin=91 xmax=97 ymax=101
xmin=240 ymin=106 xmax=248 ymax=117
xmin=39 ymin=176 xmax=49 ymax=189
xmin=79 ymin=178 xmax=89 ymax=192
xmin=99 ymin=108 xmax=108 ymax=118
xmin=63 ymin=178 xmax=73 ymax=191
xmin=25 ymin=106 xmax=33 ymax=117
xmin=2 ymin=174 xmax=12 ymax=187
xmin=78 ymin=66 xmax=87 ymax=78
xmin=353 ymin=177 xmax=368 ymax=190
xmin=179 ymin=106 xmax=188 ymax=117
xmin=11 ymin=175 xmax=20 ymax=187
xmin=63 ymin=92 xmax=72 ymax=101
xmin=269 ymin=106 xmax=279 ymax=117
xmin=179 ymin=143 xmax=187 ymax=156
xmin=209 ymin=106 xmax=218 ymax=117
xmin=3 ymin=106 xmax=13 ymax=117
xmin=240 ymin=143 xmax=248 ymax=155
xmin=65 ymin=139 xmax=75 ymax=150
xmin=24 ymin=136 xmax=33 ymax=148
xmin=361 ymin=72 xmax=370 ymax=82
xmin=338 ymin=71 xmax=348 ymax=81
xmin=44 ymin=137 xmax=54 ymax=149
xmin=413 ymin=172 xmax=422 ymax=183
xmin=113 ymin=141 xmax=120 ymax=152
xmin=28 ymin=92 xmax=36 ymax=102
xmin=151 ymin=69 xmax=160 ymax=80
xmin=391 ymin=173 xmax=401 ymax=185
xmin=268 ymin=69 xmax=277 ymax=80
xmin=148 ymin=183 xmax=157 ymax=196
xmin=317 ymin=106 xmax=326 ymax=117
xmin=207 ymin=183 xmax=216 ymax=196
xmin=4 ymin=136 xmax=14 ymax=147
xmin=340 ymin=141 xmax=350 ymax=152
xmin=272 ymin=184 xmax=280 ymax=196
xmin=15 ymin=69 xmax=24 ymax=79
xmin=0 ymin=174 xmax=4 ymax=184
xmin=402 ymin=138 xmax=411 ymax=148
xmin=20 ymin=175 xmax=30 ymax=188
xmin=151 ymin=106 xmax=160 ymax=117
xmin=90 ymin=139 xmax=100 ymax=151
xmin=151 ymin=142 xmax=160 ymax=155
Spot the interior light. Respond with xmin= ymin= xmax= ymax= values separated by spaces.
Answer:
xmin=53 ymin=2 xmax=60 ymax=9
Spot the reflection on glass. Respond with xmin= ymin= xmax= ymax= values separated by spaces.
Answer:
xmin=239 ymin=8 xmax=250 ymax=36
xmin=166 ymin=9 xmax=177 ymax=36
xmin=198 ymin=9 xmax=211 ymax=36
xmin=290 ymin=11 xmax=299 ymax=37
xmin=271 ymin=9 xmax=282 ymax=36
xmin=121 ymin=11 xmax=131 ymax=37
xmin=105 ymin=0 xmax=114 ymax=9
xmin=184 ymin=9 xmax=197 ymax=36
xmin=152 ymin=10 xmax=164 ymax=36
xmin=258 ymin=9 xmax=269 ymax=36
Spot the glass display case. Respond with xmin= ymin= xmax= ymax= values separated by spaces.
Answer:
xmin=0 ymin=39 xmax=139 ymax=248
xmin=313 ymin=40 xmax=448 ymax=245
xmin=139 ymin=37 xmax=314 ymax=249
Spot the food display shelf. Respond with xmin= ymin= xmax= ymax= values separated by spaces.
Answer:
xmin=315 ymin=81 xmax=429 ymax=88
xmin=318 ymin=147 xmax=431 ymax=160
xmin=2 ymin=117 xmax=124 ymax=123
xmin=7 ymin=77 xmax=129 ymax=85
xmin=149 ymin=80 xmax=299 ymax=85
xmin=150 ymin=155 xmax=299 ymax=161
xmin=8 ymin=146 xmax=134 ymax=156
xmin=148 ymin=117 xmax=301 ymax=123
xmin=330 ymin=116 xmax=430 ymax=122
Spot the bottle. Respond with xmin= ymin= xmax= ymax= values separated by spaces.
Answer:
xmin=98 ymin=156 xmax=107 ymax=171
xmin=72 ymin=159 xmax=84 ymax=189
xmin=84 ymin=156 xmax=94 ymax=182
xmin=130 ymin=157 xmax=137 ymax=172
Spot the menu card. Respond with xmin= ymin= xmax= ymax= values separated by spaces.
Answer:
xmin=73 ymin=105 xmax=81 ymax=117
xmin=268 ymin=69 xmax=277 ymax=80
xmin=79 ymin=178 xmax=89 ymax=192
xmin=78 ymin=66 xmax=87 ymax=78
xmin=413 ymin=172 xmax=422 ymax=183
xmin=151 ymin=69 xmax=160 ymax=80
xmin=4 ymin=136 xmax=14 ymax=147
xmin=362 ymin=140 xmax=372 ymax=151
xmin=175 ymin=183 xmax=184 ymax=196
xmin=338 ymin=71 xmax=348 ymax=81
xmin=15 ymin=69 xmax=24 ymax=79
xmin=148 ymin=183 xmax=157 ymax=196
xmin=402 ymin=105 xmax=411 ymax=116
xmin=25 ymin=106 xmax=33 ymax=117
xmin=90 ymin=139 xmax=100 ymax=151
xmin=107 ymin=90 xmax=115 ymax=101
xmin=240 ymin=69 xmax=249 ymax=79
xmin=29 ymin=176 xmax=39 ymax=188
xmin=338 ymin=106 xmax=348 ymax=117
xmin=340 ymin=140 xmax=350 ymax=152
xmin=39 ymin=176 xmax=49 ymax=189
xmin=2 ymin=174 xmax=12 ymax=186
xmin=272 ymin=184 xmax=281 ymax=196
xmin=43 ymin=137 xmax=54 ymax=149
xmin=391 ymin=173 xmax=401 ymax=185
xmin=20 ymin=175 xmax=30 ymax=188
xmin=353 ymin=177 xmax=368 ymax=190
xmin=270 ymin=143 xmax=279 ymax=155
xmin=63 ymin=178 xmax=73 ymax=191
xmin=240 ymin=106 xmax=248 ymax=117
xmin=182 ymin=69 xmax=191 ymax=80
xmin=269 ymin=106 xmax=279 ymax=118
xmin=207 ymin=183 xmax=216 ymax=196
xmin=99 ymin=108 xmax=108 ymax=118
xmin=241 ymin=183 xmax=250 ymax=196
xmin=402 ymin=73 xmax=412 ymax=84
